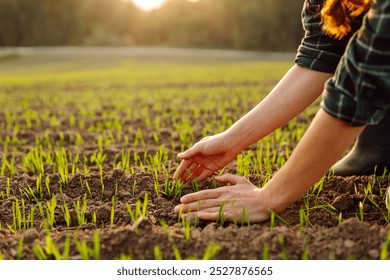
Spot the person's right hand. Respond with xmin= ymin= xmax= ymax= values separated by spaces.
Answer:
xmin=173 ymin=132 xmax=239 ymax=182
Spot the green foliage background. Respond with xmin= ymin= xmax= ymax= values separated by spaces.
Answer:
xmin=0 ymin=0 xmax=304 ymax=51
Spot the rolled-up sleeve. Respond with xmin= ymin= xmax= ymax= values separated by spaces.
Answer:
xmin=321 ymin=0 xmax=390 ymax=126
xmin=295 ymin=0 xmax=363 ymax=73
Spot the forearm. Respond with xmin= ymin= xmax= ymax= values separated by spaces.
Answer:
xmin=225 ymin=65 xmax=332 ymax=153
xmin=262 ymin=109 xmax=364 ymax=212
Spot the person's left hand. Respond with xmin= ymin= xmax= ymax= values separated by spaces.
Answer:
xmin=173 ymin=173 xmax=271 ymax=223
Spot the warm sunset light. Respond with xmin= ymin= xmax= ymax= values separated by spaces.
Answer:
xmin=130 ymin=0 xmax=166 ymax=11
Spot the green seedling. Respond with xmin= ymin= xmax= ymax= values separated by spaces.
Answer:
xmin=45 ymin=196 xmax=57 ymax=228
xmin=182 ymin=218 xmax=191 ymax=245
xmin=6 ymin=177 xmax=11 ymax=198
xmin=61 ymin=201 xmax=71 ymax=227
xmin=154 ymin=245 xmax=163 ymax=260
xmin=17 ymin=238 xmax=24 ymax=260
xmin=74 ymin=238 xmax=90 ymax=260
xmin=162 ymin=179 xmax=184 ymax=199
xmin=92 ymin=211 xmax=97 ymax=225
xmin=299 ymin=208 xmax=309 ymax=230
xmin=337 ymin=212 xmax=343 ymax=225
xmin=240 ymin=207 xmax=251 ymax=226
xmin=7 ymin=198 xmax=27 ymax=232
xmin=134 ymin=128 xmax=145 ymax=146
xmin=216 ymin=201 xmax=227 ymax=227
xmin=110 ymin=196 xmax=115 ymax=226
xmin=33 ymin=242 xmax=47 ymax=260
xmin=74 ymin=232 xmax=100 ymax=260
xmin=126 ymin=193 xmax=148 ymax=223
xmin=279 ymin=235 xmax=288 ymax=260
xmin=62 ymin=235 xmax=71 ymax=260
xmin=202 ymin=243 xmax=220 ymax=260
xmin=262 ymin=244 xmax=270 ymax=260
xmin=92 ymin=231 xmax=100 ymax=260
xmin=45 ymin=175 xmax=51 ymax=198
xmin=172 ymin=244 xmax=182 ymax=260
xmin=268 ymin=209 xmax=290 ymax=229
xmin=0 ymin=154 xmax=15 ymax=177
xmin=191 ymin=179 xmax=200 ymax=192
xmin=301 ymin=238 xmax=310 ymax=260
xmin=56 ymin=148 xmax=69 ymax=189
xmin=80 ymin=178 xmax=92 ymax=197
xmin=356 ymin=201 xmax=364 ymax=222
xmin=380 ymin=230 xmax=390 ymax=260
xmin=45 ymin=234 xmax=61 ymax=260
xmin=74 ymin=194 xmax=87 ymax=226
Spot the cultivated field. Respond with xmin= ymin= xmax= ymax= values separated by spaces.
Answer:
xmin=0 ymin=48 xmax=389 ymax=260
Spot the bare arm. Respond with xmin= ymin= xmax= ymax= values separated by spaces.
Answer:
xmin=174 ymin=64 xmax=333 ymax=181
xmin=262 ymin=109 xmax=365 ymax=212
xmin=226 ymin=64 xmax=333 ymax=154
xmin=176 ymin=109 xmax=364 ymax=222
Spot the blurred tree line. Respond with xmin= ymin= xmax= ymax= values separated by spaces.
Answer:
xmin=0 ymin=0 xmax=304 ymax=51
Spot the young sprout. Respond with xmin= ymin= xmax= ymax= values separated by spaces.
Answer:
xmin=74 ymin=194 xmax=87 ymax=226
xmin=262 ymin=244 xmax=270 ymax=260
xmin=45 ymin=196 xmax=57 ymax=229
xmin=74 ymin=238 xmax=90 ymax=260
xmin=357 ymin=201 xmax=364 ymax=222
xmin=92 ymin=231 xmax=100 ymax=260
xmin=61 ymin=201 xmax=71 ymax=227
xmin=191 ymin=179 xmax=199 ymax=192
xmin=269 ymin=209 xmax=290 ymax=230
xmin=299 ymin=208 xmax=309 ymax=231
xmin=126 ymin=193 xmax=149 ymax=226
xmin=154 ymin=245 xmax=163 ymax=260
xmin=279 ymin=235 xmax=288 ymax=260
xmin=162 ymin=179 xmax=184 ymax=199
xmin=33 ymin=242 xmax=47 ymax=260
xmin=172 ymin=244 xmax=182 ymax=260
xmin=380 ymin=230 xmax=390 ymax=260
xmin=110 ymin=196 xmax=115 ymax=226
xmin=241 ymin=207 xmax=251 ymax=226
xmin=80 ymin=178 xmax=92 ymax=197
xmin=216 ymin=201 xmax=227 ymax=227
xmin=17 ymin=237 xmax=24 ymax=260
xmin=45 ymin=234 xmax=61 ymax=260
xmin=202 ymin=243 xmax=220 ymax=260
xmin=45 ymin=175 xmax=51 ymax=198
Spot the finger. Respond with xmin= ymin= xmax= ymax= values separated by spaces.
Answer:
xmin=186 ymin=163 xmax=218 ymax=182
xmin=180 ymin=206 xmax=220 ymax=218
xmin=173 ymin=159 xmax=196 ymax=180
xmin=195 ymin=169 xmax=216 ymax=181
xmin=197 ymin=211 xmax=233 ymax=222
xmin=179 ymin=188 xmax=221 ymax=204
xmin=183 ymin=208 xmax=234 ymax=222
xmin=183 ymin=163 xmax=202 ymax=181
xmin=175 ymin=197 xmax=223 ymax=213
xmin=215 ymin=173 xmax=248 ymax=185
xmin=177 ymin=144 xmax=202 ymax=160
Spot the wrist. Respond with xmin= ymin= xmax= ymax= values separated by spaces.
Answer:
xmin=260 ymin=175 xmax=296 ymax=214
xmin=223 ymin=126 xmax=250 ymax=155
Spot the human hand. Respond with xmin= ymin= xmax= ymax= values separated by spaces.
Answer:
xmin=173 ymin=132 xmax=239 ymax=182
xmin=173 ymin=173 xmax=272 ymax=223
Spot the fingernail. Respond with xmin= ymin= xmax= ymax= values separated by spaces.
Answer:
xmin=174 ymin=205 xmax=181 ymax=212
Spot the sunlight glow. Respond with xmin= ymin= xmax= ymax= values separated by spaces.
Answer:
xmin=130 ymin=0 xmax=166 ymax=11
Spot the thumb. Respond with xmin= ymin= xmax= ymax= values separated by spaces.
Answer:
xmin=215 ymin=173 xmax=248 ymax=185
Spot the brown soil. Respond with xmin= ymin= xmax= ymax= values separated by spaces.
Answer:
xmin=0 ymin=84 xmax=389 ymax=260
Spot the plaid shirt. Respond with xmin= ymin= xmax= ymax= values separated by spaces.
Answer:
xmin=295 ymin=0 xmax=390 ymax=126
